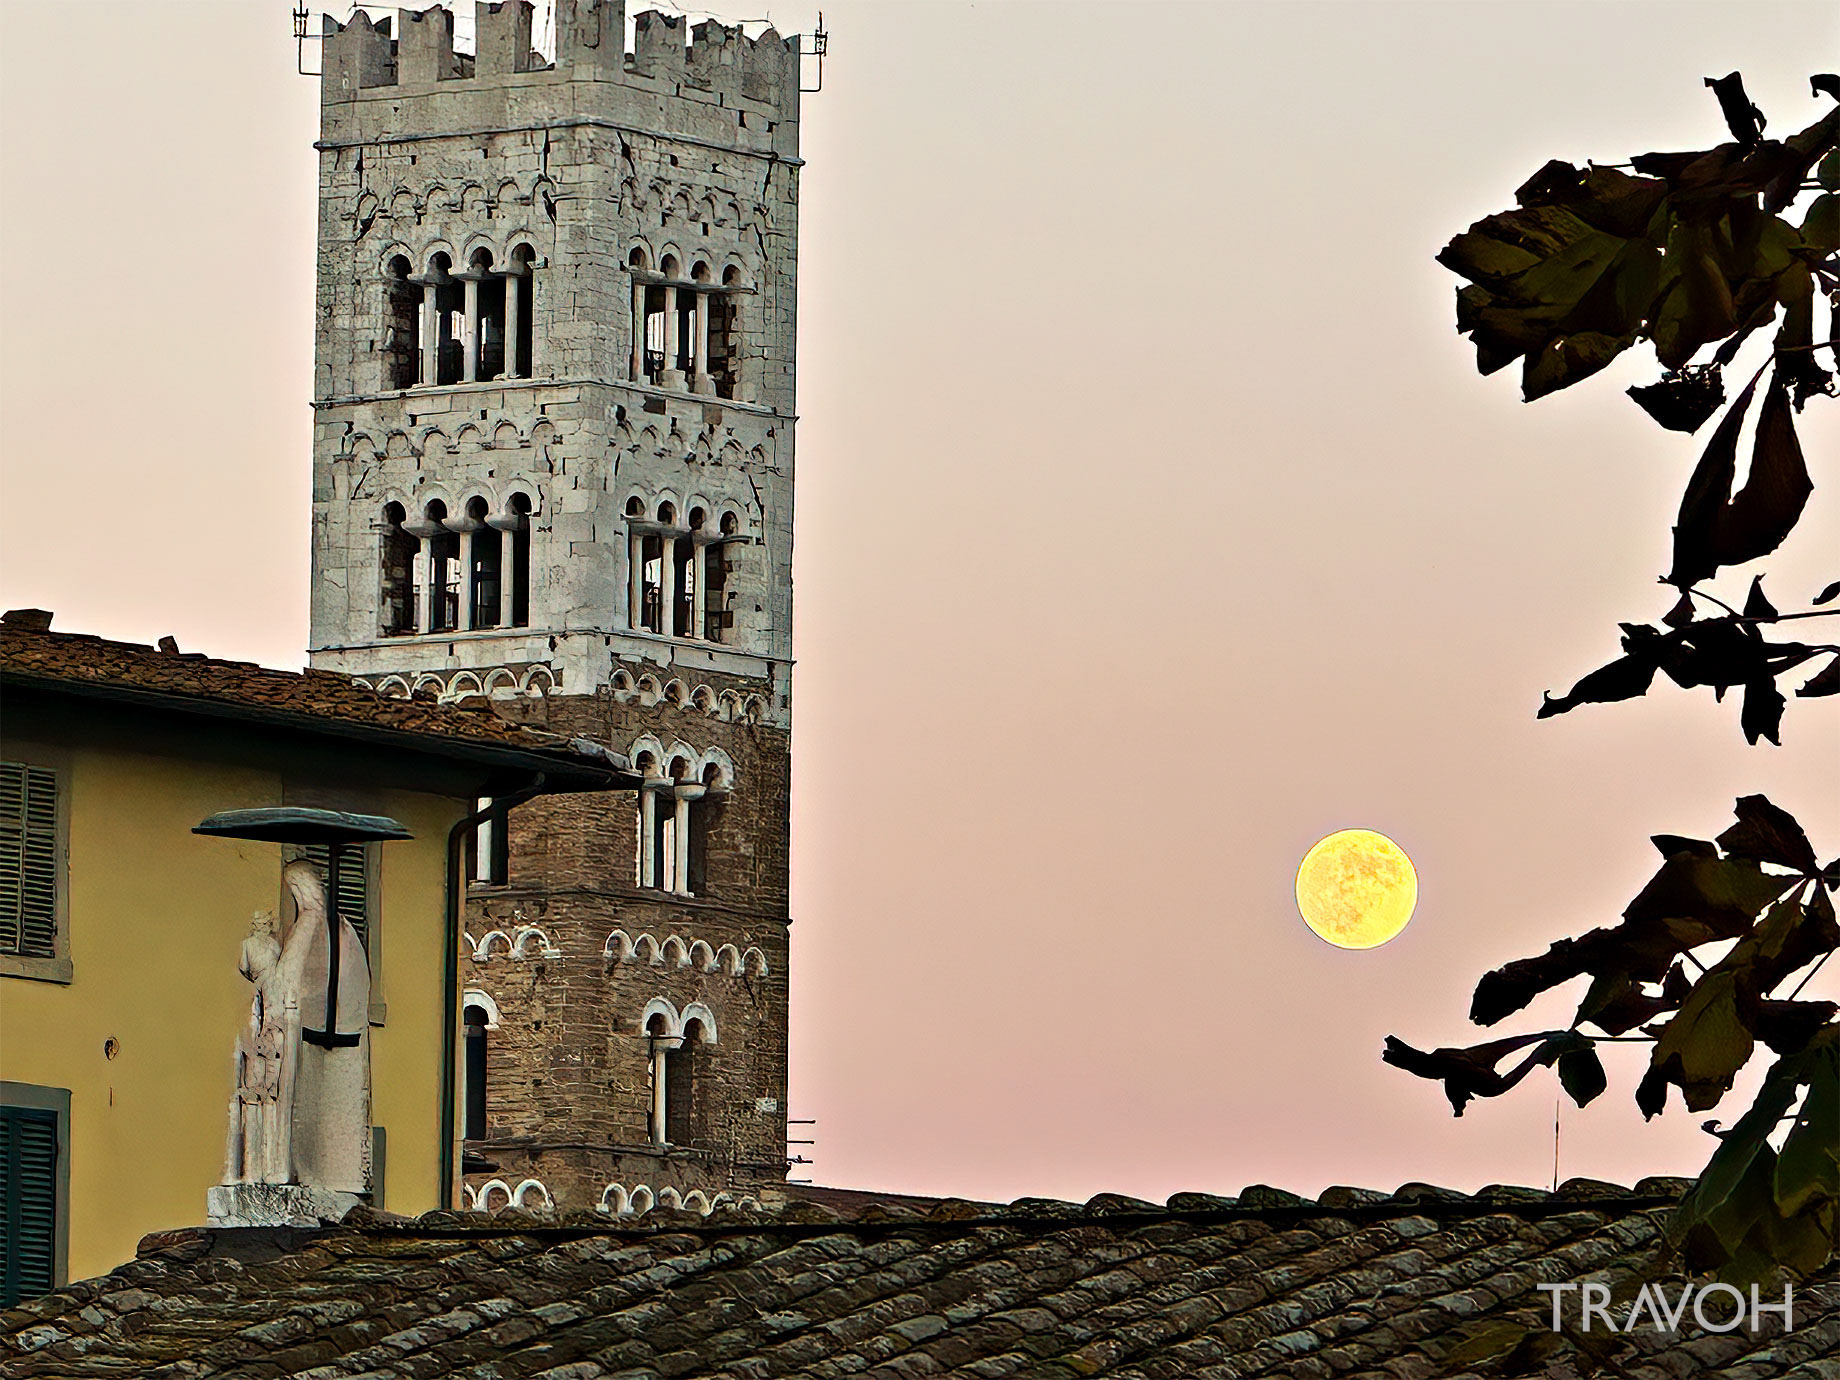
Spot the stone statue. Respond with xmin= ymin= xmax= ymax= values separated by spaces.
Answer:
xmin=217 ymin=860 xmax=371 ymax=1206
xmin=277 ymin=859 xmax=371 ymax=1193
xmin=225 ymin=907 xmax=290 ymax=1184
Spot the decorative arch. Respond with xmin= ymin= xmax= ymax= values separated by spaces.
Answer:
xmin=510 ymin=924 xmax=560 ymax=959
xmin=661 ymin=935 xmax=689 ymax=968
xmin=741 ymin=946 xmax=769 ymax=979
xmin=688 ymin=939 xmax=716 ymax=972
xmin=603 ymin=929 xmax=635 ymax=963
xmin=599 ymin=1183 xmax=631 ymax=1215
xmin=715 ymin=943 xmax=742 ymax=975
xmin=639 ymin=996 xmax=682 ymax=1038
xmin=680 ymin=1002 xmax=719 ymax=1044
xmin=510 ymin=1178 xmax=552 ymax=1211
xmin=461 ymin=988 xmax=502 ymax=1029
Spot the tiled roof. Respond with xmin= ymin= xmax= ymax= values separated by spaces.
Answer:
xmin=5 ymin=1180 xmax=1835 ymax=1378
xmin=0 ymin=613 xmax=613 ymax=774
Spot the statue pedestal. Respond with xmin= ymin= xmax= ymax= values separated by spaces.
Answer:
xmin=207 ymin=1182 xmax=366 ymax=1228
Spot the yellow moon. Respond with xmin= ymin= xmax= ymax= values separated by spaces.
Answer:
xmin=1295 ymin=829 xmax=1417 ymax=949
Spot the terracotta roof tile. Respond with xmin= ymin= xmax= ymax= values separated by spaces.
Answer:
xmin=0 ymin=616 xmax=612 ymax=771
xmin=4 ymin=1187 xmax=1834 ymax=1377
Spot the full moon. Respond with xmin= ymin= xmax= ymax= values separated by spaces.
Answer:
xmin=1295 ymin=829 xmax=1418 ymax=949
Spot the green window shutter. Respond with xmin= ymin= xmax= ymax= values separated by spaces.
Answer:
xmin=297 ymin=842 xmax=370 ymax=952
xmin=0 ymin=763 xmax=58 ymax=959
xmin=0 ymin=1106 xmax=60 ymax=1305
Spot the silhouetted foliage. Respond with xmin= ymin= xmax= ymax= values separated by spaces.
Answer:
xmin=1392 ymin=73 xmax=1839 ymax=1287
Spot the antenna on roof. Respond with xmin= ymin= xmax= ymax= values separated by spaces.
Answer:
xmin=293 ymin=4 xmax=325 ymax=76
xmin=800 ymin=11 xmax=827 ymax=93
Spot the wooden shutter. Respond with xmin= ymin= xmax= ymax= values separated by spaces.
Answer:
xmin=297 ymin=843 xmax=370 ymax=952
xmin=0 ymin=763 xmax=58 ymax=958
xmin=0 ymin=1106 xmax=59 ymax=1304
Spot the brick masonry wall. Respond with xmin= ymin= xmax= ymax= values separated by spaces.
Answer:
xmin=461 ymin=684 xmax=791 ymax=1207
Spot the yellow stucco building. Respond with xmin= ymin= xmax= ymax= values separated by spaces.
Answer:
xmin=0 ymin=610 xmax=625 ymax=1293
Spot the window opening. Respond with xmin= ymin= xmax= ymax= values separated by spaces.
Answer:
xmin=665 ymin=1022 xmax=700 ymax=1146
xmin=507 ymin=493 xmax=532 ymax=626
xmin=0 ymin=1103 xmax=60 ymax=1303
xmin=384 ymin=256 xmax=418 ymax=390
xmin=380 ymin=502 xmax=416 ymax=636
xmin=466 ymin=497 xmax=502 ymax=628
xmin=0 ymin=763 xmax=57 ymax=960
xmin=468 ymin=797 xmax=509 ymax=885
xmin=462 ymin=1004 xmax=488 ymax=1140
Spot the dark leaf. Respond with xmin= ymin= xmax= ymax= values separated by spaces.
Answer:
xmin=1559 ymin=1046 xmax=1609 ymax=1107
xmin=1652 ymin=833 xmax=1717 ymax=858
xmin=1669 ymin=373 xmax=1760 ymax=586
xmin=1798 ymin=654 xmax=1840 ymax=697
xmin=1670 ymin=1047 xmax=1804 ymax=1276
xmin=1755 ymin=1000 xmax=1839 ymax=1054
xmin=1741 ymin=678 xmax=1786 ymax=745
xmin=1663 ymin=592 xmax=1697 ymax=628
xmin=1743 ymin=577 xmax=1779 ymax=621
xmin=1623 ymin=851 xmax=1785 ymax=929
xmin=1764 ymin=106 xmax=1840 ymax=212
xmin=1669 ymin=375 xmax=1812 ymax=586
xmin=1628 ymin=367 xmax=1727 ymax=433
xmin=1653 ymin=618 xmax=1768 ymax=690
xmin=1815 ymin=75 xmax=1840 ymax=103
xmin=1774 ymin=1040 xmax=1840 ymax=1217
xmin=1705 ymin=73 xmax=1766 ymax=148
xmin=1804 ymin=193 xmax=1840 ymax=255
xmin=1814 ymin=580 xmax=1840 ymax=606
xmin=1383 ymin=1031 xmax=1589 ymax=1115
xmin=1717 ymin=795 xmax=1819 ymax=872
xmin=1820 ymin=148 xmax=1840 ymax=192
xmin=1640 ymin=970 xmax=1754 ymax=1115
xmin=1470 ymin=854 xmax=1784 ymax=1027
xmin=1575 ymin=970 xmax=1677 ymax=1035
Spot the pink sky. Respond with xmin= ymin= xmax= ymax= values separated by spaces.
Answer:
xmin=3 ymin=0 xmax=1836 ymax=1207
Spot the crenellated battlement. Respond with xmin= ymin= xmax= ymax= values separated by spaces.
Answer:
xmin=321 ymin=3 xmax=800 ymax=126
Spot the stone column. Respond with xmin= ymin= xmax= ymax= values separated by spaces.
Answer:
xmin=419 ymin=281 xmax=439 ymax=386
xmin=415 ymin=537 xmax=433 ymax=633
xmin=456 ymin=528 xmax=475 ymax=629
xmin=650 ymin=1037 xmax=681 ymax=1145
xmin=498 ymin=519 xmax=518 ymax=629
xmin=504 ymin=270 xmax=523 ymax=379
xmin=461 ymin=276 xmax=479 ymax=382
xmin=639 ymin=783 xmax=659 ymax=887
xmin=691 ymin=541 xmax=708 ymax=639
xmin=628 ymin=533 xmax=646 ymax=629
xmin=692 ymin=290 xmax=710 ymax=394
xmin=630 ymin=280 xmax=646 ymax=381
xmin=662 ymin=285 xmax=682 ymax=388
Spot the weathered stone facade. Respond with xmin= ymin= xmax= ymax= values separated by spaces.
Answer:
xmin=304 ymin=0 xmax=800 ymax=1213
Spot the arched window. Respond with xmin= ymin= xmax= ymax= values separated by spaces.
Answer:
xmin=505 ymin=492 xmax=532 ymax=627
xmin=384 ymin=256 xmax=419 ymax=390
xmin=665 ymin=1015 xmax=708 ymax=1146
xmin=708 ymin=265 xmax=744 ymax=399
xmin=465 ymin=496 xmax=501 ymax=628
xmin=419 ymin=252 xmax=463 ymax=386
xmin=508 ymin=245 xmax=536 ymax=379
xmin=380 ymin=502 xmax=416 ymax=636
xmin=423 ymin=500 xmax=460 ymax=632
xmin=463 ymin=1001 xmax=490 ymax=1140
xmin=467 ymin=248 xmax=503 ymax=382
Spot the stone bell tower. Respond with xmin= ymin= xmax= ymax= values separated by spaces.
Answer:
xmin=306 ymin=0 xmax=801 ymax=1213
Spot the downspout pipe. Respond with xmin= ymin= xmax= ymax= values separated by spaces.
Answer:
xmin=442 ymin=774 xmax=546 ymax=1207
